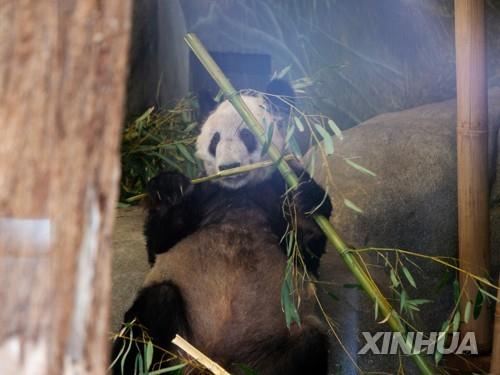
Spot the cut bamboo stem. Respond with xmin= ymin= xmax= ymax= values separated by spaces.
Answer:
xmin=454 ymin=0 xmax=491 ymax=351
xmin=184 ymin=32 xmax=436 ymax=375
xmin=172 ymin=335 xmax=230 ymax=375
xmin=124 ymin=154 xmax=295 ymax=202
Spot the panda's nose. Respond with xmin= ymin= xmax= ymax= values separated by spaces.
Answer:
xmin=219 ymin=162 xmax=241 ymax=171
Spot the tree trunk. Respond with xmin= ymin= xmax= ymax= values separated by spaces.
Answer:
xmin=0 ymin=1 xmax=131 ymax=374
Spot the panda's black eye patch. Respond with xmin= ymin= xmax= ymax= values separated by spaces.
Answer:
xmin=239 ymin=128 xmax=257 ymax=153
xmin=208 ymin=132 xmax=220 ymax=156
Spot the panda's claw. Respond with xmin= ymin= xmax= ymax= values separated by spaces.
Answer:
xmin=147 ymin=171 xmax=193 ymax=208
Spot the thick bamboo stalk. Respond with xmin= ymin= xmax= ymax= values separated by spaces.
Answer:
xmin=184 ymin=33 xmax=436 ymax=375
xmin=491 ymin=276 xmax=500 ymax=373
xmin=454 ymin=0 xmax=491 ymax=351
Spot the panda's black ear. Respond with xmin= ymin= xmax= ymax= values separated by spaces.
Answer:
xmin=197 ymin=89 xmax=217 ymax=121
xmin=265 ymin=79 xmax=295 ymax=117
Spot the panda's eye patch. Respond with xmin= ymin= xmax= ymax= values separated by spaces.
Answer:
xmin=208 ymin=132 xmax=220 ymax=156
xmin=239 ymin=128 xmax=257 ymax=153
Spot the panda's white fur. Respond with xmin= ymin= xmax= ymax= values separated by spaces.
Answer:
xmin=196 ymin=95 xmax=285 ymax=189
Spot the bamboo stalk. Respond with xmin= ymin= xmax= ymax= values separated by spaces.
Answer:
xmin=172 ymin=335 xmax=230 ymax=375
xmin=184 ymin=32 xmax=436 ymax=375
xmin=124 ymin=155 xmax=295 ymax=202
xmin=454 ymin=0 xmax=491 ymax=351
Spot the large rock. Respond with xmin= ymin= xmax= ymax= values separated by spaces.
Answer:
xmin=111 ymin=206 xmax=149 ymax=331
xmin=313 ymin=88 xmax=500 ymax=373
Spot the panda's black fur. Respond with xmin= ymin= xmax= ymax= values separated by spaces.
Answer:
xmin=113 ymin=80 xmax=332 ymax=375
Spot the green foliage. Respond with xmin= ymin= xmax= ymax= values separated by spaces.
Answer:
xmin=120 ymin=97 xmax=201 ymax=202
xmin=110 ymin=321 xmax=186 ymax=375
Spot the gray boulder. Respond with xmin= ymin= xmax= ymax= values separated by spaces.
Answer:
xmin=312 ymin=88 xmax=500 ymax=373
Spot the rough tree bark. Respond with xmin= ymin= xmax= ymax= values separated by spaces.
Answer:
xmin=0 ymin=1 xmax=131 ymax=374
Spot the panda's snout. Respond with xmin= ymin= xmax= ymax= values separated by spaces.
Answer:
xmin=219 ymin=162 xmax=241 ymax=171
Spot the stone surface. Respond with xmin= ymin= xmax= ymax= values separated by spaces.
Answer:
xmin=313 ymin=88 xmax=500 ymax=373
xmin=111 ymin=206 xmax=149 ymax=331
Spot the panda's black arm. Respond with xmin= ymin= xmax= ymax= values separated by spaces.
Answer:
xmin=261 ymin=166 xmax=332 ymax=276
xmin=144 ymin=171 xmax=215 ymax=265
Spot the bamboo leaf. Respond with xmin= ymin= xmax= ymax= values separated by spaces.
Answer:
xmin=275 ymin=65 xmax=291 ymax=80
xmin=145 ymin=340 xmax=153 ymax=371
xmin=402 ymin=267 xmax=417 ymax=288
xmin=453 ymin=278 xmax=460 ymax=303
xmin=261 ymin=122 xmax=275 ymax=157
xmin=148 ymin=364 xmax=187 ymax=375
xmin=390 ymin=269 xmax=399 ymax=288
xmin=314 ymin=124 xmax=334 ymax=155
xmin=452 ymin=311 xmax=461 ymax=332
xmin=285 ymin=124 xmax=295 ymax=144
xmin=464 ymin=300 xmax=472 ymax=323
xmin=176 ymin=143 xmax=196 ymax=164
xmin=343 ymin=198 xmax=363 ymax=213
xmin=327 ymin=119 xmax=344 ymax=140
xmin=293 ymin=116 xmax=305 ymax=132
xmin=473 ymin=289 xmax=484 ymax=319
xmin=400 ymin=290 xmax=407 ymax=313
xmin=344 ymin=158 xmax=376 ymax=177
xmin=374 ymin=299 xmax=379 ymax=320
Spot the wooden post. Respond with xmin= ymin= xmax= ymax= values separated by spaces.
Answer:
xmin=454 ymin=0 xmax=491 ymax=351
xmin=0 ymin=1 xmax=131 ymax=374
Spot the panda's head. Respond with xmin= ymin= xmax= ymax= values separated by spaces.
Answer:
xmin=196 ymin=80 xmax=294 ymax=189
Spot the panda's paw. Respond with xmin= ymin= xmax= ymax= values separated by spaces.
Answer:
xmin=147 ymin=172 xmax=193 ymax=207
xmin=294 ymin=180 xmax=332 ymax=218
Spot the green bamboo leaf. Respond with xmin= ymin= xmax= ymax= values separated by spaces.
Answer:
xmin=477 ymin=285 xmax=500 ymax=302
xmin=275 ymin=65 xmax=291 ymax=79
xmin=402 ymin=267 xmax=417 ymax=288
xmin=464 ymin=300 xmax=472 ymax=323
xmin=288 ymin=137 xmax=302 ymax=158
xmin=120 ymin=326 xmax=134 ymax=374
xmin=473 ymin=289 xmax=484 ymax=319
xmin=343 ymin=198 xmax=363 ymax=213
xmin=374 ymin=299 xmax=379 ymax=320
xmin=314 ymin=124 xmax=334 ymax=155
xmin=176 ymin=143 xmax=196 ymax=164
xmin=390 ymin=269 xmax=399 ymax=288
xmin=135 ymin=352 xmax=143 ymax=374
xmin=261 ymin=123 xmax=275 ymax=157
xmin=400 ymin=290 xmax=407 ymax=313
xmin=145 ymin=340 xmax=153 ymax=371
xmin=135 ymin=106 xmax=155 ymax=123
xmin=293 ymin=116 xmax=305 ymax=132
xmin=214 ymin=90 xmax=223 ymax=103
xmin=148 ymin=364 xmax=187 ymax=375
xmin=452 ymin=311 xmax=461 ymax=332
xmin=285 ymin=124 xmax=295 ymax=144
xmin=344 ymin=158 xmax=376 ymax=177
xmin=453 ymin=278 xmax=460 ymax=302
xmin=327 ymin=119 xmax=344 ymax=140
xmin=435 ymin=321 xmax=449 ymax=364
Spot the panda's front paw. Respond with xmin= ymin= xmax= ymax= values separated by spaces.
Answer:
xmin=294 ymin=180 xmax=332 ymax=218
xmin=147 ymin=172 xmax=193 ymax=208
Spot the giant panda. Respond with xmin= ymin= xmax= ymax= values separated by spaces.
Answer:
xmin=113 ymin=80 xmax=332 ymax=375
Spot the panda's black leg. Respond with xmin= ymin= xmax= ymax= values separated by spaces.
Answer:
xmin=240 ymin=316 xmax=329 ymax=375
xmin=111 ymin=281 xmax=191 ymax=375
xmin=144 ymin=171 xmax=212 ymax=265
